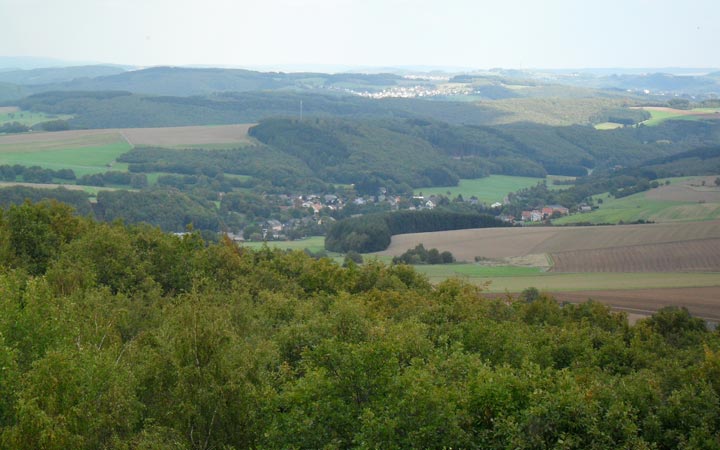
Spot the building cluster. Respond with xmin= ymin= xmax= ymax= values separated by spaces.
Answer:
xmin=519 ymin=205 xmax=570 ymax=222
xmin=340 ymin=83 xmax=471 ymax=99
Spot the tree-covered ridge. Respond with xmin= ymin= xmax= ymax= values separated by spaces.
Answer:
xmin=0 ymin=201 xmax=719 ymax=448
xmin=11 ymin=90 xmax=504 ymax=128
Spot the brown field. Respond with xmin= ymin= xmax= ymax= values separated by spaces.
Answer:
xmin=550 ymin=238 xmax=720 ymax=272
xmin=553 ymin=287 xmax=720 ymax=322
xmin=0 ymin=124 xmax=255 ymax=148
xmin=0 ymin=181 xmax=118 ymax=192
xmin=0 ymin=129 xmax=122 ymax=146
xmin=377 ymin=221 xmax=720 ymax=265
xmin=645 ymin=176 xmax=720 ymax=203
xmin=0 ymin=106 xmax=19 ymax=114
xmin=120 ymin=124 xmax=254 ymax=147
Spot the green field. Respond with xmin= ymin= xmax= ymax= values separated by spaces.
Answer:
xmin=0 ymin=109 xmax=73 ymax=127
xmin=413 ymin=264 xmax=542 ymax=280
xmin=413 ymin=264 xmax=720 ymax=292
xmin=416 ymin=175 xmax=573 ymax=204
xmin=241 ymin=236 xmax=329 ymax=254
xmin=446 ymin=271 xmax=720 ymax=293
xmin=0 ymin=133 xmax=132 ymax=176
xmin=641 ymin=107 xmax=720 ymax=126
xmin=554 ymin=178 xmax=720 ymax=225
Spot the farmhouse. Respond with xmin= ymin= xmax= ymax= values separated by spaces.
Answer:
xmin=521 ymin=210 xmax=543 ymax=222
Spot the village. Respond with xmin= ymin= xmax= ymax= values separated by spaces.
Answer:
xmin=229 ymin=187 xmax=581 ymax=243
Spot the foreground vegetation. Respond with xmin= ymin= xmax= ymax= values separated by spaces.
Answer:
xmin=1 ymin=201 xmax=720 ymax=449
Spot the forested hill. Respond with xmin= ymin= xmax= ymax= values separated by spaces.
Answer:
xmin=248 ymin=117 xmax=720 ymax=183
xmin=12 ymin=66 xmax=404 ymax=96
xmin=12 ymin=90 xmax=505 ymax=128
xmin=1 ymin=200 xmax=719 ymax=448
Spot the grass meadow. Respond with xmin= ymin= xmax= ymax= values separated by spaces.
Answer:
xmin=416 ymin=175 xmax=573 ymax=204
xmin=0 ymin=133 xmax=132 ymax=176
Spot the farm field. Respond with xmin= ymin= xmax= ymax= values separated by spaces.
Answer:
xmin=634 ymin=106 xmax=720 ymax=126
xmin=375 ymin=220 xmax=720 ymax=262
xmin=416 ymin=175 xmax=572 ymax=204
xmin=119 ymin=124 xmax=254 ymax=147
xmin=0 ymin=124 xmax=255 ymax=178
xmin=551 ymin=238 xmax=720 ymax=272
xmin=0 ymin=131 xmax=132 ymax=176
xmin=465 ymin=272 xmax=720 ymax=294
xmin=553 ymin=287 xmax=720 ymax=322
xmin=554 ymin=175 xmax=720 ymax=225
xmin=241 ymin=236 xmax=329 ymax=254
xmin=0 ymin=181 xmax=117 ymax=195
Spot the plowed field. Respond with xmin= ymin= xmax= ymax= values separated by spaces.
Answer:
xmin=378 ymin=221 xmax=720 ymax=270
xmin=550 ymin=238 xmax=720 ymax=273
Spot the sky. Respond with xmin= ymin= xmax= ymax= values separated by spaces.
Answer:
xmin=1 ymin=0 xmax=719 ymax=70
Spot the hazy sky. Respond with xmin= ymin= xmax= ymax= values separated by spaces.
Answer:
xmin=2 ymin=0 xmax=719 ymax=69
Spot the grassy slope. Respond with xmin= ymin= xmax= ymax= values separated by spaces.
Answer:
xmin=554 ymin=177 xmax=720 ymax=224
xmin=416 ymin=175 xmax=572 ymax=204
xmin=641 ymin=107 xmax=720 ymax=126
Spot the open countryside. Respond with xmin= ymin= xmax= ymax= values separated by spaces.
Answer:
xmin=417 ymin=175 xmax=572 ymax=204
xmin=554 ymin=175 xmax=720 ymax=224
xmin=0 ymin=124 xmax=255 ymax=176
xmin=634 ymin=106 xmax=720 ymax=126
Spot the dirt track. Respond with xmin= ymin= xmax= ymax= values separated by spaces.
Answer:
xmin=552 ymin=287 xmax=720 ymax=322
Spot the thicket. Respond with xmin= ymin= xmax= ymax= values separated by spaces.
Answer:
xmin=0 ymin=201 xmax=719 ymax=449
xmin=325 ymin=210 xmax=507 ymax=253
xmin=392 ymin=243 xmax=455 ymax=265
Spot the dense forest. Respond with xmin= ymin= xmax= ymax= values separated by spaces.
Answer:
xmin=116 ymin=118 xmax=720 ymax=198
xmin=0 ymin=201 xmax=719 ymax=448
xmin=10 ymin=90 xmax=504 ymax=128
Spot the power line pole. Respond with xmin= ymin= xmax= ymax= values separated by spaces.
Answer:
xmin=300 ymin=100 xmax=303 ymax=121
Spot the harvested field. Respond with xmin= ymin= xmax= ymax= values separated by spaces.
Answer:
xmin=120 ymin=124 xmax=254 ymax=147
xmin=645 ymin=176 xmax=720 ymax=203
xmin=553 ymin=287 xmax=720 ymax=322
xmin=0 ymin=106 xmax=19 ymax=114
xmin=0 ymin=131 xmax=121 ymax=149
xmin=550 ymin=238 xmax=720 ymax=272
xmin=0 ymin=124 xmax=255 ymax=148
xmin=377 ymin=220 xmax=720 ymax=264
